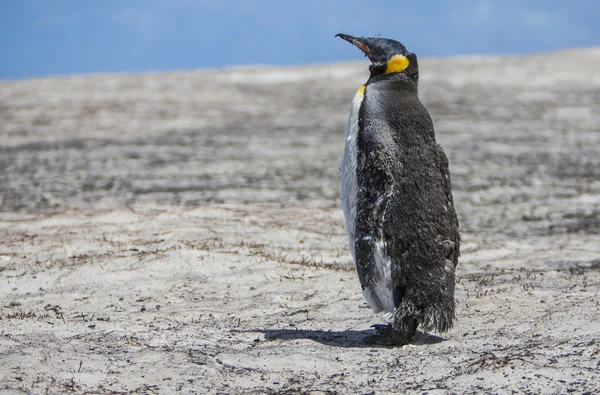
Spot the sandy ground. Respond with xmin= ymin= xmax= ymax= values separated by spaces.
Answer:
xmin=1 ymin=48 xmax=600 ymax=394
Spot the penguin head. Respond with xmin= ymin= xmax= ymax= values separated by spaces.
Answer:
xmin=336 ymin=33 xmax=418 ymax=82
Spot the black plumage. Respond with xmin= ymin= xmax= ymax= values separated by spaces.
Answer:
xmin=337 ymin=34 xmax=460 ymax=344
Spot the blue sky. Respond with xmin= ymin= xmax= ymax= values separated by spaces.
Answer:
xmin=1 ymin=0 xmax=598 ymax=79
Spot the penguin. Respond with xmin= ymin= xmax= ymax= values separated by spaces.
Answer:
xmin=336 ymin=33 xmax=460 ymax=344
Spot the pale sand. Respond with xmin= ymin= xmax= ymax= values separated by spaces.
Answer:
xmin=1 ymin=48 xmax=600 ymax=393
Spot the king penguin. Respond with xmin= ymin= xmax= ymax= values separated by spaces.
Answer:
xmin=336 ymin=33 xmax=460 ymax=344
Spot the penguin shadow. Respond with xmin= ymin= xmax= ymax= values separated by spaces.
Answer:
xmin=255 ymin=328 xmax=446 ymax=348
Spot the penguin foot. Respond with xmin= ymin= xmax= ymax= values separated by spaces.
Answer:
xmin=370 ymin=323 xmax=393 ymax=335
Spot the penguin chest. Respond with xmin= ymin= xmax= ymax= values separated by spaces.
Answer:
xmin=340 ymin=85 xmax=397 ymax=316
xmin=340 ymin=86 xmax=364 ymax=262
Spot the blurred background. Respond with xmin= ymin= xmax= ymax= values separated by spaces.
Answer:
xmin=1 ymin=0 xmax=599 ymax=79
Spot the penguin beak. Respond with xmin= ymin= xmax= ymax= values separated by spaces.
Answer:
xmin=336 ymin=33 xmax=371 ymax=57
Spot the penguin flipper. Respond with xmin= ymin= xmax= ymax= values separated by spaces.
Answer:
xmin=435 ymin=144 xmax=460 ymax=265
xmin=353 ymin=150 xmax=397 ymax=314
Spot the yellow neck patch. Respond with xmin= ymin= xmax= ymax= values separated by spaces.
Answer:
xmin=384 ymin=54 xmax=410 ymax=74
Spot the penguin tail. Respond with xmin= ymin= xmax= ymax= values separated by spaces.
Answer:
xmin=392 ymin=300 xmax=456 ymax=337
